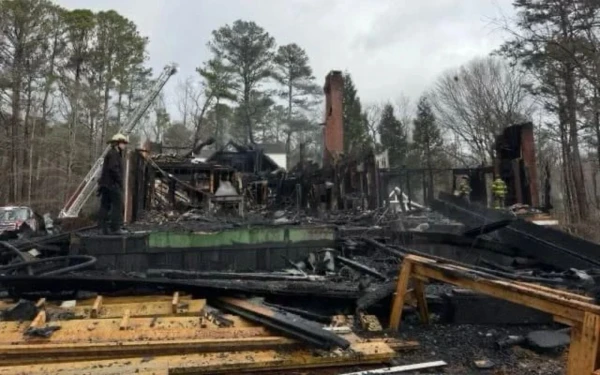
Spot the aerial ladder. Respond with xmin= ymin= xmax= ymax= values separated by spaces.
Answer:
xmin=59 ymin=63 xmax=178 ymax=218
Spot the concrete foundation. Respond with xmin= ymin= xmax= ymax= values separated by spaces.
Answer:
xmin=72 ymin=226 xmax=337 ymax=273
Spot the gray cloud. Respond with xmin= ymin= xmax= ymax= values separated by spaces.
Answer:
xmin=55 ymin=0 xmax=515 ymax=118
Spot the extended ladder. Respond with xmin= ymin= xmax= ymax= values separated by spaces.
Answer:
xmin=59 ymin=63 xmax=178 ymax=218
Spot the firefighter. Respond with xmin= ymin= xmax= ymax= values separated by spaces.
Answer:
xmin=492 ymin=177 xmax=508 ymax=209
xmin=98 ymin=133 xmax=128 ymax=235
xmin=458 ymin=175 xmax=471 ymax=203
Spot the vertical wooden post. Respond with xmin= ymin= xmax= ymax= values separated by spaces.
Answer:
xmin=124 ymin=150 xmax=133 ymax=224
xmin=567 ymin=313 xmax=600 ymax=375
xmin=389 ymin=260 xmax=413 ymax=331
xmin=414 ymin=280 xmax=430 ymax=324
xmin=172 ymin=291 xmax=180 ymax=314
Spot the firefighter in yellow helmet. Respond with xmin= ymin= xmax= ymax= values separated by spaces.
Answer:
xmin=98 ymin=133 xmax=129 ymax=235
xmin=492 ymin=177 xmax=508 ymax=209
xmin=458 ymin=175 xmax=471 ymax=203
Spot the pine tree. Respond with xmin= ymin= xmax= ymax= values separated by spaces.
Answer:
xmin=197 ymin=57 xmax=237 ymax=147
xmin=208 ymin=20 xmax=276 ymax=144
xmin=413 ymin=96 xmax=443 ymax=201
xmin=378 ymin=103 xmax=408 ymax=168
xmin=342 ymin=72 xmax=368 ymax=154
xmin=273 ymin=43 xmax=319 ymax=156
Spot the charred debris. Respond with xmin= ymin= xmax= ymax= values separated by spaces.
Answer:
xmin=0 ymin=72 xmax=598 ymax=374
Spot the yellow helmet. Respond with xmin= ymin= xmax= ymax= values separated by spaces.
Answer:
xmin=108 ymin=133 xmax=129 ymax=144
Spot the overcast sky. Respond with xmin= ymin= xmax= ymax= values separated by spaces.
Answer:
xmin=54 ymin=0 xmax=515 ymax=119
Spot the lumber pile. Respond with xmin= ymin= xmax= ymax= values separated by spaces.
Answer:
xmin=0 ymin=293 xmax=416 ymax=374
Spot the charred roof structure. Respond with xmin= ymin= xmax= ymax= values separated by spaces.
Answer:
xmin=206 ymin=140 xmax=281 ymax=174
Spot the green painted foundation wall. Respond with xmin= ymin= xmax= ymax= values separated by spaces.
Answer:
xmin=148 ymin=226 xmax=336 ymax=249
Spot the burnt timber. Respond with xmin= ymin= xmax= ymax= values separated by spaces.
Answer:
xmin=433 ymin=192 xmax=600 ymax=270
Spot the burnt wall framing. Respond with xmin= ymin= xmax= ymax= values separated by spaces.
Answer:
xmin=381 ymin=166 xmax=493 ymax=206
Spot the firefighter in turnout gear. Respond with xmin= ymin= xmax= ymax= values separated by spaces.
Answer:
xmin=98 ymin=133 xmax=128 ymax=235
xmin=492 ymin=177 xmax=508 ymax=209
xmin=458 ymin=175 xmax=471 ymax=203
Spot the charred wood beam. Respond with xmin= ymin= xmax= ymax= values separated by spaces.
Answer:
xmin=5 ymin=225 xmax=96 ymax=253
xmin=432 ymin=193 xmax=600 ymax=270
xmin=361 ymin=237 xmax=406 ymax=259
xmin=356 ymin=281 xmax=397 ymax=311
xmin=146 ymin=269 xmax=325 ymax=282
xmin=261 ymin=302 xmax=332 ymax=323
xmin=212 ymin=297 xmax=350 ymax=350
xmin=390 ymin=231 xmax=519 ymax=257
xmin=361 ymin=237 xmax=571 ymax=286
xmin=0 ymin=274 xmax=361 ymax=301
xmin=336 ymin=256 xmax=387 ymax=281
xmin=461 ymin=219 xmax=514 ymax=237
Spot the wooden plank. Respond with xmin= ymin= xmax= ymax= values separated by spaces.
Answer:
xmin=0 ymin=314 xmax=253 ymax=336
xmin=554 ymin=315 xmax=578 ymax=327
xmin=373 ymin=338 xmax=419 ymax=351
xmin=410 ymin=255 xmax=600 ymax=316
xmin=408 ymin=256 xmax=593 ymax=323
xmin=413 ymin=262 xmax=584 ymax=321
xmin=29 ymin=311 xmax=45 ymax=329
xmin=338 ymin=360 xmax=447 ymax=374
xmin=0 ymin=336 xmax=298 ymax=366
xmin=0 ymin=317 xmax=271 ymax=347
xmin=358 ymin=313 xmax=383 ymax=332
xmin=516 ymin=282 xmax=593 ymax=303
xmin=69 ymin=298 xmax=206 ymax=318
xmin=91 ymin=295 xmax=103 ymax=318
xmin=389 ymin=260 xmax=413 ymax=331
xmin=35 ymin=298 xmax=46 ymax=309
xmin=0 ymin=341 xmax=395 ymax=375
xmin=331 ymin=315 xmax=348 ymax=326
xmin=75 ymin=294 xmax=192 ymax=306
xmin=119 ymin=309 xmax=130 ymax=330
xmin=172 ymin=291 xmax=180 ymax=314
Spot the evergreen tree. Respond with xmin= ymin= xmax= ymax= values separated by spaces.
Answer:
xmin=378 ymin=103 xmax=408 ymax=168
xmin=342 ymin=72 xmax=368 ymax=154
xmin=197 ymin=57 xmax=237 ymax=147
xmin=208 ymin=20 xmax=276 ymax=144
xmin=163 ymin=122 xmax=193 ymax=148
xmin=273 ymin=43 xmax=320 ymax=156
xmin=413 ymin=96 xmax=443 ymax=201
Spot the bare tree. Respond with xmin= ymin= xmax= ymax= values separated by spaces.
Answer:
xmin=362 ymin=103 xmax=382 ymax=148
xmin=393 ymin=94 xmax=413 ymax=131
xmin=430 ymin=56 xmax=534 ymax=164
xmin=175 ymin=76 xmax=195 ymax=128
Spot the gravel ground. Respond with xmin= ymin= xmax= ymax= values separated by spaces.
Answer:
xmin=393 ymin=323 xmax=566 ymax=374
xmin=238 ymin=323 xmax=566 ymax=375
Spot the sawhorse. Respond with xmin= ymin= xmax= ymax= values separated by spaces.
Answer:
xmin=389 ymin=254 xmax=600 ymax=375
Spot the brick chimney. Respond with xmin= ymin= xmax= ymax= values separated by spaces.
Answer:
xmin=322 ymin=71 xmax=344 ymax=166
xmin=520 ymin=122 xmax=539 ymax=207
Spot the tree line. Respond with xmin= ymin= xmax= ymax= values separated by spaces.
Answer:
xmin=162 ymin=20 xmax=322 ymax=165
xmin=0 ymin=0 xmax=151 ymax=209
xmin=3 ymin=0 xmax=600 ymax=227
xmin=344 ymin=0 xmax=600 ymax=226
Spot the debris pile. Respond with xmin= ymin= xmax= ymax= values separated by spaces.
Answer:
xmin=2 ymin=125 xmax=600 ymax=373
